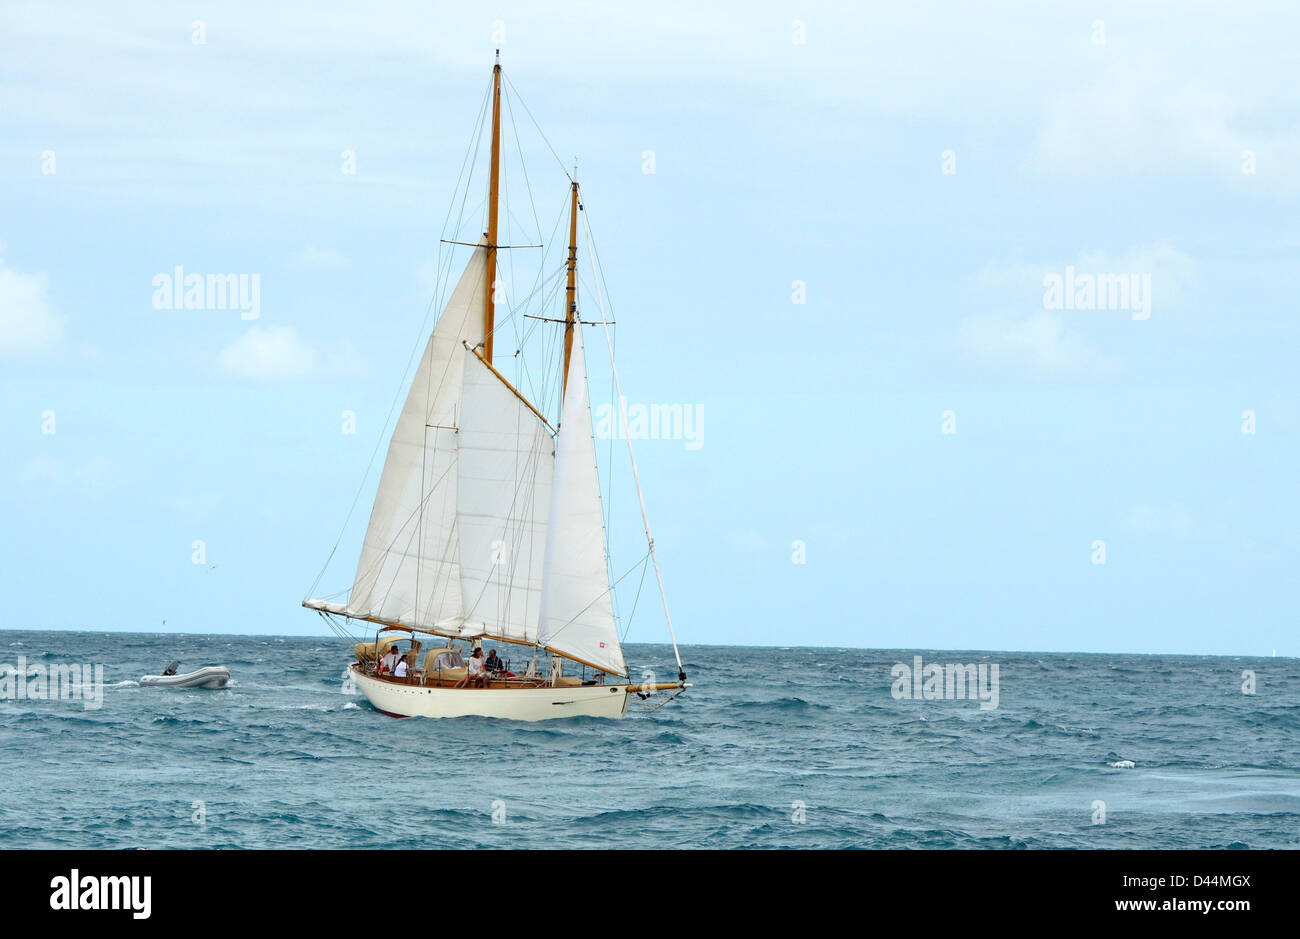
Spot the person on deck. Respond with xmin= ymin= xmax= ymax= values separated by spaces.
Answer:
xmin=485 ymin=649 xmax=504 ymax=676
xmin=456 ymin=648 xmax=488 ymax=689
xmin=379 ymin=646 xmax=400 ymax=675
xmin=393 ymin=656 xmax=409 ymax=679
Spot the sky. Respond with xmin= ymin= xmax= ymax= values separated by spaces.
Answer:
xmin=1 ymin=1 xmax=1297 ymax=655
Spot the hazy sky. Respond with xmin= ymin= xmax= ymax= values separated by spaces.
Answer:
xmin=2 ymin=1 xmax=1297 ymax=654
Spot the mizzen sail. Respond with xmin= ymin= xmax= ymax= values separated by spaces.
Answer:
xmin=538 ymin=327 xmax=626 ymax=676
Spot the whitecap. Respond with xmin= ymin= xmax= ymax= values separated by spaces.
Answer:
xmin=340 ymin=668 xmax=359 ymax=696
xmin=1110 ymin=759 xmax=1136 ymax=768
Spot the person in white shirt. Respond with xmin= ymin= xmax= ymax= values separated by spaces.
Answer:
xmin=379 ymin=646 xmax=400 ymax=675
xmin=394 ymin=657 xmax=409 ymax=679
xmin=455 ymin=648 xmax=488 ymax=689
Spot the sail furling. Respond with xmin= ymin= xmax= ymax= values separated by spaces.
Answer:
xmin=538 ymin=327 xmax=626 ymax=676
xmin=343 ymin=241 xmax=489 ymax=633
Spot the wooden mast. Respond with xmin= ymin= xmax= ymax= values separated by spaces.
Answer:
xmin=562 ymin=170 xmax=579 ymax=400
xmin=483 ymin=50 xmax=503 ymax=365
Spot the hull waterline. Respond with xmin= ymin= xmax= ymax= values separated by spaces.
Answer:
xmin=349 ymin=665 xmax=631 ymax=720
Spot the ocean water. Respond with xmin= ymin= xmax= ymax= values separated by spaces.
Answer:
xmin=1 ymin=630 xmax=1297 ymax=849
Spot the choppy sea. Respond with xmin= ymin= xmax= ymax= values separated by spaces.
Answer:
xmin=1 ymin=631 xmax=1296 ymax=849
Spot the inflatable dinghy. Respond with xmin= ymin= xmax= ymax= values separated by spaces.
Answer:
xmin=139 ymin=666 xmax=230 ymax=689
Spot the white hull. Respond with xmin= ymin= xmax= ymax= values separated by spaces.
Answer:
xmin=139 ymin=666 xmax=230 ymax=689
xmin=350 ymin=666 xmax=630 ymax=720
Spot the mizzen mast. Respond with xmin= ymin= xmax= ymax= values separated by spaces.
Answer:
xmin=562 ymin=171 xmax=579 ymax=400
xmin=483 ymin=50 xmax=503 ymax=365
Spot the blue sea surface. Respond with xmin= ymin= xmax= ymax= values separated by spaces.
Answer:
xmin=1 ymin=631 xmax=1296 ymax=849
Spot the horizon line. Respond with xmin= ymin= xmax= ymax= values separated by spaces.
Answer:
xmin=0 ymin=626 xmax=1288 ymax=660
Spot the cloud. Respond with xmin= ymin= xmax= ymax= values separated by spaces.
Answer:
xmin=1124 ymin=504 xmax=1194 ymax=541
xmin=1261 ymin=393 xmax=1300 ymax=433
xmin=1026 ymin=61 xmax=1300 ymax=194
xmin=1081 ymin=241 xmax=1199 ymax=314
xmin=217 ymin=325 xmax=321 ymax=381
xmin=0 ymin=253 xmax=65 ymax=358
xmin=957 ymin=243 xmax=1195 ymax=379
xmin=979 ymin=241 xmax=1199 ymax=318
xmin=20 ymin=454 xmax=59 ymax=484
xmin=21 ymin=454 xmax=112 ymax=494
xmin=953 ymin=310 xmax=1121 ymax=381
xmin=216 ymin=325 xmax=367 ymax=381
xmin=289 ymin=245 xmax=345 ymax=270
xmin=726 ymin=529 xmax=773 ymax=554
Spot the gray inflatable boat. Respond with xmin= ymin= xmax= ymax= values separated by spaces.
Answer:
xmin=139 ymin=663 xmax=230 ymax=689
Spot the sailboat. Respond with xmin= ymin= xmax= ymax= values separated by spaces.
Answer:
xmin=303 ymin=54 xmax=688 ymax=720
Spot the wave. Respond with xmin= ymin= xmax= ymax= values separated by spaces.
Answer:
xmin=2 ymin=710 xmax=110 ymax=729
xmin=647 ymin=731 xmax=687 ymax=745
xmin=150 ymin=716 xmax=213 ymax=727
xmin=732 ymin=696 xmax=831 ymax=713
xmin=6 ymin=632 xmax=1300 ymax=849
xmin=568 ymin=802 xmax=778 ymax=829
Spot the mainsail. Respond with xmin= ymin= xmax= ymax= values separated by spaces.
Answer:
xmin=308 ymin=241 xmax=488 ymax=634
xmin=538 ymin=327 xmax=626 ymax=676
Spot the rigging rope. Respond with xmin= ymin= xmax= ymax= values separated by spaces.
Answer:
xmin=581 ymin=208 xmax=686 ymax=681
xmin=502 ymin=72 xmax=574 ymax=184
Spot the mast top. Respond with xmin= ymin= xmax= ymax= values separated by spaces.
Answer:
xmin=483 ymin=49 xmax=503 ymax=365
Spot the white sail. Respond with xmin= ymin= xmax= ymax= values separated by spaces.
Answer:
xmin=538 ymin=328 xmax=626 ymax=676
xmin=455 ymin=348 xmax=555 ymax=644
xmin=339 ymin=242 xmax=488 ymax=633
xmin=304 ymin=58 xmax=692 ymax=722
